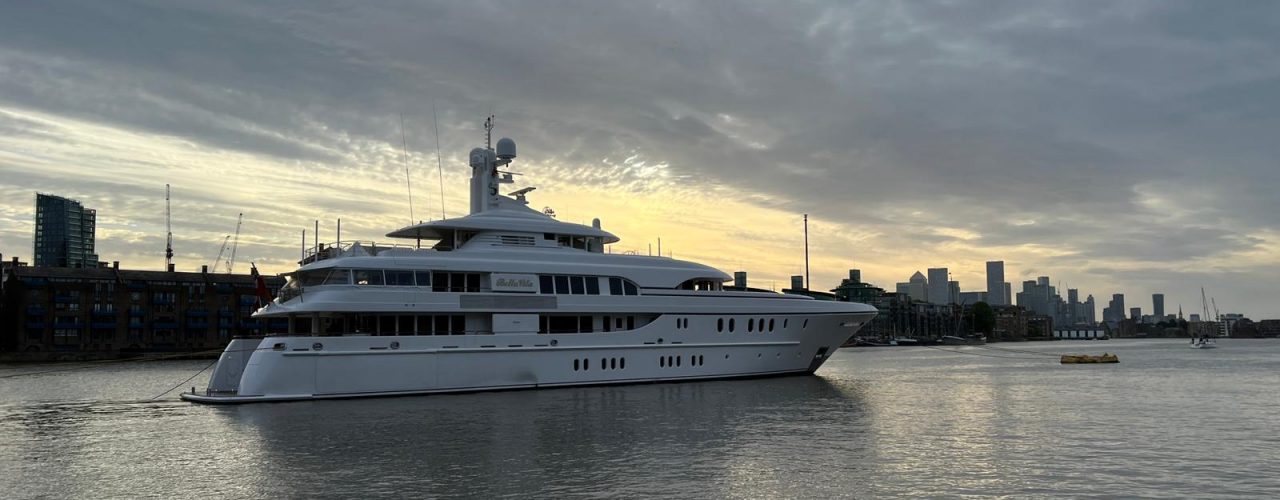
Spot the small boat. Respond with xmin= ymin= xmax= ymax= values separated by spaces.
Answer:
xmin=889 ymin=338 xmax=920 ymax=346
xmin=1060 ymin=353 xmax=1119 ymax=364
xmin=1189 ymin=337 xmax=1217 ymax=349
xmin=940 ymin=335 xmax=986 ymax=346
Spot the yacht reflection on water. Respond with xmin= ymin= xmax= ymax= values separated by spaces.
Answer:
xmin=210 ymin=375 xmax=872 ymax=497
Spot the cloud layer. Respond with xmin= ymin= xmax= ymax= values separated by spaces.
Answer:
xmin=2 ymin=1 xmax=1278 ymax=318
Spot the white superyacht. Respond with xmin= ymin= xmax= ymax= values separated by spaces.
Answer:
xmin=183 ymin=126 xmax=877 ymax=403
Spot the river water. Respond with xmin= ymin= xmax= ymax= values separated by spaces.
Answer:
xmin=2 ymin=339 xmax=1278 ymax=498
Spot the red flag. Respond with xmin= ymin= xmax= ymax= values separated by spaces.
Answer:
xmin=250 ymin=263 xmax=273 ymax=307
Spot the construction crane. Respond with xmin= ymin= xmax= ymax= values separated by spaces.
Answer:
xmin=225 ymin=213 xmax=244 ymax=274
xmin=164 ymin=184 xmax=174 ymax=270
xmin=211 ymin=235 xmax=231 ymax=271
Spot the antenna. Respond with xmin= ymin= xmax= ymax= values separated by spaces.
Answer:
xmin=164 ymin=184 xmax=173 ymax=271
xmin=484 ymin=114 xmax=495 ymax=150
xmin=226 ymin=213 xmax=243 ymax=274
xmin=803 ymin=214 xmax=810 ymax=290
xmin=400 ymin=113 xmax=415 ymax=224
xmin=433 ymin=101 xmax=447 ymax=220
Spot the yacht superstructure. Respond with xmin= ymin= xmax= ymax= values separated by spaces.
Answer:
xmin=182 ymin=125 xmax=877 ymax=403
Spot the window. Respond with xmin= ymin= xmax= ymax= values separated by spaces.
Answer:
xmin=435 ymin=315 xmax=450 ymax=335
xmin=570 ymin=276 xmax=585 ymax=295
xmin=324 ymin=269 xmax=351 ymax=285
xmin=729 ymin=318 xmax=735 ymax=332
xmin=451 ymin=315 xmax=466 ymax=335
xmin=748 ymin=319 xmax=754 ymax=332
xmin=385 ymin=270 xmax=414 ymax=286
xmin=379 ymin=316 xmax=396 ymax=336
xmin=609 ymin=278 xmax=623 ymax=295
xmin=415 ymin=271 xmax=431 ymax=287
xmin=586 ymin=278 xmax=600 ymax=295
xmin=540 ymin=275 xmax=554 ymax=294
xmin=554 ymin=275 xmax=569 ymax=295
xmin=623 ymin=281 xmax=638 ymax=295
xmin=769 ymin=318 xmax=775 ymax=332
xmin=354 ymin=270 xmax=383 ymax=286
xmin=717 ymin=318 xmax=724 ymax=332
xmin=398 ymin=316 xmax=414 ymax=335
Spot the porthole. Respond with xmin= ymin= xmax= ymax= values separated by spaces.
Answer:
xmin=784 ymin=319 xmax=789 ymax=328
xmin=803 ymin=319 xmax=809 ymax=329
xmin=611 ymin=358 xmax=617 ymax=370
xmin=584 ymin=358 xmax=590 ymax=370
xmin=601 ymin=358 xmax=606 ymax=370
xmin=620 ymin=358 xmax=626 ymax=369
xmin=717 ymin=318 xmax=723 ymax=332
xmin=660 ymin=356 xmax=665 ymax=367
xmin=747 ymin=319 xmax=754 ymax=332
xmin=769 ymin=319 xmax=775 ymax=332
xmin=729 ymin=318 xmax=735 ymax=332
xmin=574 ymin=359 xmax=580 ymax=371
xmin=676 ymin=356 xmax=682 ymax=367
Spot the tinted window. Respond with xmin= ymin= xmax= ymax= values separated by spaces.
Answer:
xmin=354 ymin=270 xmax=383 ymax=286
xmin=609 ymin=278 xmax=623 ymax=295
xmin=540 ymin=275 xmax=554 ymax=294
xmin=432 ymin=271 xmax=448 ymax=292
xmin=623 ymin=281 xmax=638 ymax=295
xmin=571 ymin=276 xmax=586 ymax=295
xmin=414 ymin=271 xmax=431 ymax=287
xmin=451 ymin=315 xmax=466 ymax=334
xmin=554 ymin=275 xmax=570 ymax=294
xmin=385 ymin=270 xmax=414 ymax=286
xmin=466 ymin=274 xmax=480 ymax=292
xmin=323 ymin=269 xmax=350 ymax=285
xmin=586 ymin=278 xmax=600 ymax=295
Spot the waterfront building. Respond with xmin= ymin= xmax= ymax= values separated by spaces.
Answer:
xmin=1130 ymin=307 xmax=1141 ymax=320
xmin=927 ymin=268 xmax=949 ymax=305
xmin=831 ymin=269 xmax=884 ymax=304
xmin=985 ymin=261 xmax=1008 ymax=306
xmin=33 ymin=193 xmax=100 ymax=268
xmin=1053 ymin=327 xmax=1107 ymax=339
xmin=1152 ymin=293 xmax=1165 ymax=318
xmin=0 ymin=260 xmax=284 ymax=355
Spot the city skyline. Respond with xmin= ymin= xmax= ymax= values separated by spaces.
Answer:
xmin=2 ymin=2 xmax=1278 ymax=318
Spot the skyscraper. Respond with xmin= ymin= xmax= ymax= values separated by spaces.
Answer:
xmin=33 ymin=193 xmax=98 ymax=268
xmin=985 ymin=261 xmax=1006 ymax=306
xmin=1152 ymin=293 xmax=1165 ymax=318
xmin=927 ymin=268 xmax=949 ymax=305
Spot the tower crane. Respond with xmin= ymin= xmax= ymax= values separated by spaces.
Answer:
xmin=164 ymin=184 xmax=174 ymax=270
xmin=225 ymin=213 xmax=243 ymax=274
xmin=211 ymin=235 xmax=231 ymax=271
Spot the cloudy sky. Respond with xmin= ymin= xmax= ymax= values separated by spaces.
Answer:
xmin=2 ymin=1 xmax=1278 ymax=318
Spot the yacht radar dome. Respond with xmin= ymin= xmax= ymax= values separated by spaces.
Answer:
xmin=496 ymin=137 xmax=517 ymax=160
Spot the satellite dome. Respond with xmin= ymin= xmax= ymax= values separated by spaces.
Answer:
xmin=496 ymin=137 xmax=517 ymax=160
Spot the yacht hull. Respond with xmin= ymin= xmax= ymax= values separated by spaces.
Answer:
xmin=181 ymin=312 xmax=871 ymax=404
